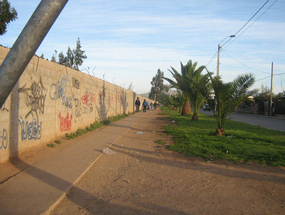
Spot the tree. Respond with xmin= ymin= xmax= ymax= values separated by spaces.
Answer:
xmin=0 ymin=0 xmax=17 ymax=35
xmin=164 ymin=63 xmax=191 ymax=115
xmin=163 ymin=90 xmax=186 ymax=113
xmin=149 ymin=69 xmax=169 ymax=103
xmin=73 ymin=37 xmax=87 ymax=70
xmin=51 ymin=55 xmax=56 ymax=62
xmin=205 ymin=71 xmax=256 ymax=136
xmin=56 ymin=38 xmax=87 ymax=70
xmin=58 ymin=52 xmax=66 ymax=65
xmin=65 ymin=46 xmax=74 ymax=68
xmin=164 ymin=60 xmax=206 ymax=116
xmin=181 ymin=60 xmax=208 ymax=120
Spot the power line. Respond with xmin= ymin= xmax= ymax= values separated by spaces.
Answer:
xmin=221 ymin=0 xmax=270 ymax=48
xmin=224 ymin=0 xmax=278 ymax=49
xmin=256 ymin=73 xmax=285 ymax=82
xmin=222 ymin=50 xmax=268 ymax=74
xmin=206 ymin=0 xmax=277 ymax=74
xmin=275 ymin=73 xmax=285 ymax=76
xmin=256 ymin=75 xmax=271 ymax=82
xmin=235 ymin=0 xmax=269 ymax=35
xmin=206 ymin=51 xmax=218 ymax=67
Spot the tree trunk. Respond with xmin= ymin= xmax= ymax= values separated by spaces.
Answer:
xmin=215 ymin=127 xmax=225 ymax=136
xmin=191 ymin=113 xmax=199 ymax=120
xmin=182 ymin=101 xmax=191 ymax=115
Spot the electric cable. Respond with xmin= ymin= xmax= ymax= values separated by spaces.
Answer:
xmin=256 ymin=73 xmax=285 ymax=82
xmin=206 ymin=0 xmax=277 ymax=75
xmin=224 ymin=0 xmax=278 ymax=49
xmin=206 ymin=51 xmax=218 ymax=67
xmin=256 ymin=75 xmax=271 ymax=82
xmin=221 ymin=0 xmax=270 ymax=48
xmin=222 ymin=50 xmax=269 ymax=74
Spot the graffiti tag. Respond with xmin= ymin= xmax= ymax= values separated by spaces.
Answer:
xmin=74 ymin=98 xmax=81 ymax=117
xmin=62 ymin=96 xmax=73 ymax=109
xmin=59 ymin=112 xmax=72 ymax=132
xmin=18 ymin=77 xmax=47 ymax=116
xmin=18 ymin=117 xmax=42 ymax=141
xmin=0 ymin=128 xmax=8 ymax=150
xmin=72 ymin=77 xmax=80 ymax=89
xmin=82 ymin=93 xmax=89 ymax=106
xmin=50 ymin=78 xmax=67 ymax=100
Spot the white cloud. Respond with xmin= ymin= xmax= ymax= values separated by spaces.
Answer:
xmin=1 ymin=0 xmax=284 ymax=94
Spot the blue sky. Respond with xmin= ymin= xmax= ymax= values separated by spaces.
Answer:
xmin=1 ymin=0 xmax=285 ymax=94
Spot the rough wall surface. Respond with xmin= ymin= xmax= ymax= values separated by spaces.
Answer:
xmin=0 ymin=47 xmax=151 ymax=163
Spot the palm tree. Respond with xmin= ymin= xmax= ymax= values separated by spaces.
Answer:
xmin=164 ymin=60 xmax=207 ymax=119
xmin=164 ymin=62 xmax=191 ymax=115
xmin=184 ymin=63 xmax=209 ymax=120
xmin=163 ymin=90 xmax=186 ymax=113
xmin=206 ymin=71 xmax=256 ymax=136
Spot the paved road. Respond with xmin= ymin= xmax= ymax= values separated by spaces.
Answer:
xmin=199 ymin=110 xmax=285 ymax=132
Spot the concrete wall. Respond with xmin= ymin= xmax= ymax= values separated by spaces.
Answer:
xmin=0 ymin=46 xmax=151 ymax=163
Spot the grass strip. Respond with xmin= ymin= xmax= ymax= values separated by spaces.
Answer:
xmin=161 ymin=107 xmax=285 ymax=166
xmin=65 ymin=113 xmax=129 ymax=140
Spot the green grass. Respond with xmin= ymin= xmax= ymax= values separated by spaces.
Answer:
xmin=160 ymin=107 xmax=285 ymax=166
xmin=47 ymin=143 xmax=56 ymax=148
xmin=55 ymin=140 xmax=61 ymax=144
xmin=65 ymin=113 xmax=129 ymax=140
xmin=155 ymin=139 xmax=167 ymax=145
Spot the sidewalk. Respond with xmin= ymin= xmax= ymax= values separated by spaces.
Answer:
xmin=0 ymin=111 xmax=148 ymax=215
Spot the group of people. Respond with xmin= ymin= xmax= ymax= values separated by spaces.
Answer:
xmin=135 ymin=97 xmax=158 ymax=113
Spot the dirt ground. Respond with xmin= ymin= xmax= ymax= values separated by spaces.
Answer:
xmin=48 ymin=109 xmax=285 ymax=215
xmin=1 ymin=109 xmax=285 ymax=215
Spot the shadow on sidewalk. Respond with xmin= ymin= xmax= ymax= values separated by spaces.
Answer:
xmin=5 ymin=157 xmax=189 ymax=215
xmin=107 ymin=144 xmax=285 ymax=184
xmin=2 ymin=108 xmax=188 ymax=214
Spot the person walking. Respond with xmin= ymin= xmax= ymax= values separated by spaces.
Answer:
xmin=154 ymin=101 xmax=157 ymax=110
xmin=142 ymin=99 xmax=148 ymax=113
xmin=135 ymin=97 xmax=140 ymax=112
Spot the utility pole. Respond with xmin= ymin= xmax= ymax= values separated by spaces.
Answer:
xmin=0 ymin=0 xmax=68 ymax=108
xmin=217 ymin=44 xmax=221 ymax=77
xmin=216 ymin=35 xmax=235 ymax=77
xmin=270 ymin=62 xmax=274 ymax=116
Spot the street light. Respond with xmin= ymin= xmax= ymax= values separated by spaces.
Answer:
xmin=217 ymin=35 xmax=235 ymax=77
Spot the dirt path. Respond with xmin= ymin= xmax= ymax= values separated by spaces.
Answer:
xmin=47 ymin=109 xmax=285 ymax=215
xmin=0 ymin=109 xmax=283 ymax=215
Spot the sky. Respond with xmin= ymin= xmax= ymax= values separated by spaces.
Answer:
xmin=1 ymin=0 xmax=285 ymax=94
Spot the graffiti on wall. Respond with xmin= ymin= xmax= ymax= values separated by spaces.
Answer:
xmin=18 ymin=77 xmax=47 ymax=119
xmin=18 ymin=117 xmax=42 ymax=141
xmin=62 ymin=96 xmax=73 ymax=109
xmin=72 ymin=77 xmax=80 ymax=89
xmin=0 ymin=128 xmax=8 ymax=150
xmin=73 ymin=91 xmax=95 ymax=118
xmin=96 ymin=82 xmax=108 ymax=121
xmin=50 ymin=77 xmax=66 ymax=100
xmin=108 ymin=92 xmax=114 ymax=106
xmin=18 ymin=77 xmax=46 ymax=141
xmin=120 ymin=89 xmax=128 ymax=114
xmin=82 ymin=93 xmax=89 ymax=106
xmin=58 ymin=112 xmax=72 ymax=132
xmin=90 ymin=93 xmax=96 ymax=103
xmin=50 ymin=77 xmax=73 ymax=109
xmin=82 ymin=91 xmax=96 ymax=107
xmin=74 ymin=98 xmax=81 ymax=117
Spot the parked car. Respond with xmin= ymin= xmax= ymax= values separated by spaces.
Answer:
xmin=203 ymin=104 xmax=211 ymax=111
